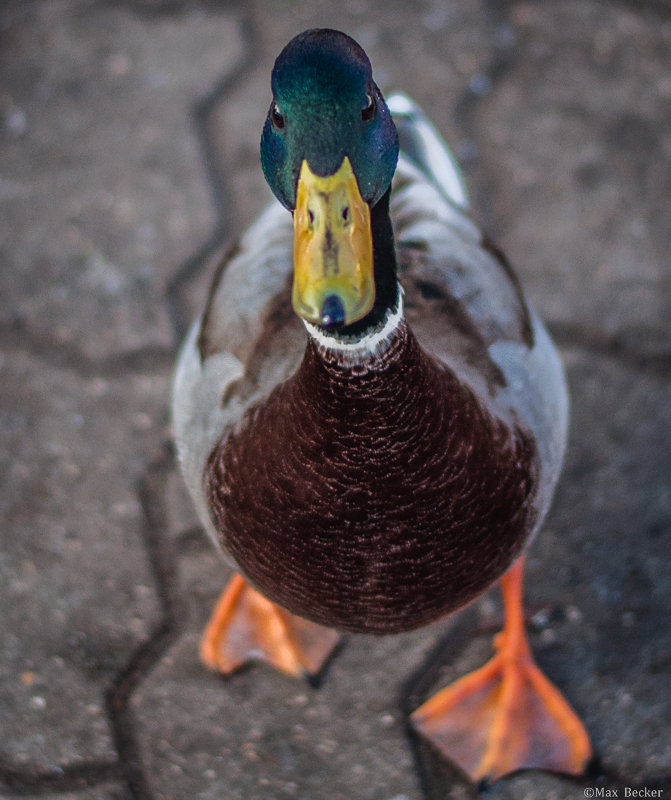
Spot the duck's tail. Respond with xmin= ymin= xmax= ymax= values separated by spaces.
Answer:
xmin=387 ymin=92 xmax=469 ymax=211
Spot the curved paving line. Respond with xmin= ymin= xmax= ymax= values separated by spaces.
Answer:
xmin=0 ymin=757 xmax=121 ymax=796
xmin=398 ymin=608 xmax=483 ymax=800
xmin=0 ymin=318 xmax=175 ymax=379
xmin=551 ymin=321 xmax=671 ymax=379
xmin=104 ymin=9 xmax=264 ymax=800
xmin=0 ymin=444 xmax=187 ymax=799
xmin=105 ymin=443 xmax=182 ymax=800
xmin=165 ymin=12 xmax=258 ymax=343
xmin=451 ymin=0 xmax=519 ymax=226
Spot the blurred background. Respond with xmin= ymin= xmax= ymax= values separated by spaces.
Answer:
xmin=1 ymin=1 xmax=670 ymax=799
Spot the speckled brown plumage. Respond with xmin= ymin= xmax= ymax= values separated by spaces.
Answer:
xmin=206 ymin=319 xmax=539 ymax=634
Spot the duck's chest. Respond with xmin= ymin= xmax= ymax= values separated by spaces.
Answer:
xmin=206 ymin=326 xmax=539 ymax=633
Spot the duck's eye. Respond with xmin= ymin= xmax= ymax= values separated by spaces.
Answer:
xmin=270 ymin=101 xmax=285 ymax=130
xmin=361 ymin=92 xmax=376 ymax=122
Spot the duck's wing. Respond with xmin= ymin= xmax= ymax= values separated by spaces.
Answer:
xmin=172 ymin=201 xmax=305 ymax=540
xmin=387 ymin=92 xmax=470 ymax=210
xmin=389 ymin=94 xmax=568 ymax=530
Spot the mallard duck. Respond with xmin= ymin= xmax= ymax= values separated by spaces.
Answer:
xmin=172 ymin=28 xmax=592 ymax=783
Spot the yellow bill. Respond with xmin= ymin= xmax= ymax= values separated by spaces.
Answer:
xmin=293 ymin=156 xmax=374 ymax=327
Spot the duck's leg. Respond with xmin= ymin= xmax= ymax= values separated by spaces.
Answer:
xmin=410 ymin=557 xmax=592 ymax=783
xmin=200 ymin=573 xmax=340 ymax=678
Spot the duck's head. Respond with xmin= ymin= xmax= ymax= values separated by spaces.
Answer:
xmin=261 ymin=29 xmax=399 ymax=329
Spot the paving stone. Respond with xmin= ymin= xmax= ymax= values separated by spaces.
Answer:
xmin=0 ymin=348 xmax=166 ymax=770
xmin=0 ymin=1 xmax=245 ymax=358
xmin=472 ymin=1 xmax=671 ymax=348
xmin=552 ymin=348 xmax=671 ymax=782
xmin=130 ymin=545 xmax=445 ymax=800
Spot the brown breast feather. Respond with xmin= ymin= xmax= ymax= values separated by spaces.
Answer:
xmin=206 ymin=320 xmax=539 ymax=634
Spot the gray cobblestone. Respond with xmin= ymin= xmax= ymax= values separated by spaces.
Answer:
xmin=1 ymin=1 xmax=245 ymax=358
xmin=473 ymin=2 xmax=671 ymax=347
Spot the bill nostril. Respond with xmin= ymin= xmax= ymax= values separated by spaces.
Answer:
xmin=320 ymin=295 xmax=346 ymax=327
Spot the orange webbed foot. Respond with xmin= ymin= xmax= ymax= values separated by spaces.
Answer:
xmin=411 ymin=558 xmax=592 ymax=783
xmin=200 ymin=573 xmax=340 ymax=678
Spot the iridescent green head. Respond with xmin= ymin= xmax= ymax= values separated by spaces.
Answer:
xmin=260 ymin=29 xmax=399 ymax=327
xmin=261 ymin=28 xmax=399 ymax=210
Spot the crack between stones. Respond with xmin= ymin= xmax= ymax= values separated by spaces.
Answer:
xmin=0 ymin=318 xmax=174 ymax=379
xmin=165 ymin=12 xmax=259 ymax=343
xmin=0 ymin=757 xmax=122 ymax=796
xmin=551 ymin=321 xmax=671 ymax=378
xmin=104 ymin=444 xmax=183 ymax=800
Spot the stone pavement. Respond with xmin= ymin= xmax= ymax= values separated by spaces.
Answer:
xmin=1 ymin=1 xmax=670 ymax=798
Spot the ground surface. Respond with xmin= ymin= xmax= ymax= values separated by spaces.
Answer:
xmin=1 ymin=1 xmax=670 ymax=799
